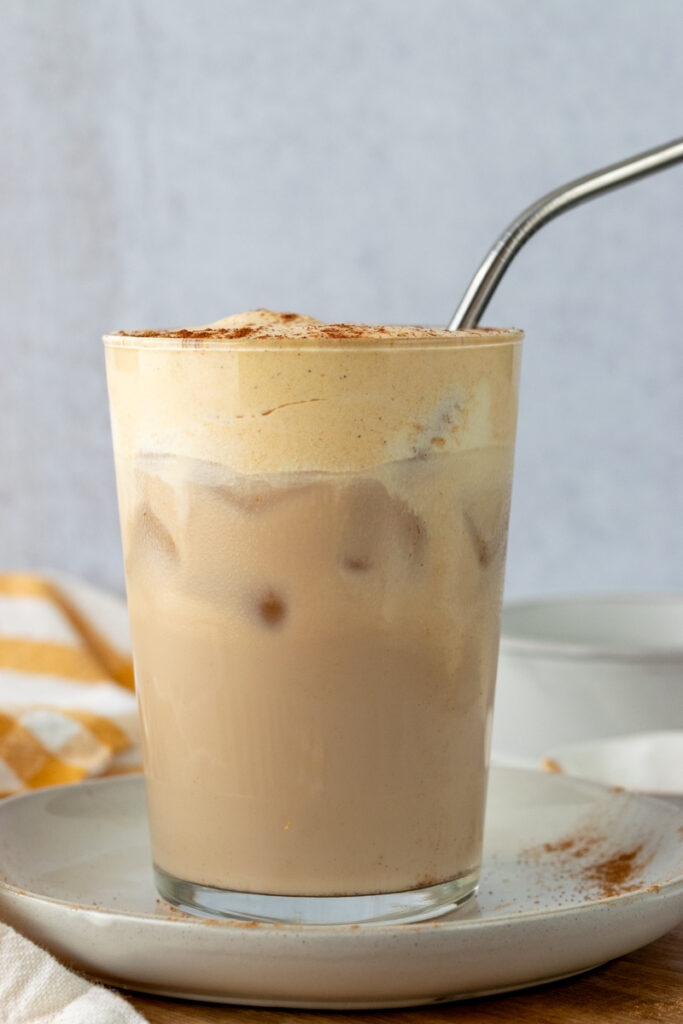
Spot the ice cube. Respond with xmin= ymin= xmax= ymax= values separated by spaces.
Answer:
xmin=209 ymin=476 xmax=320 ymax=515
xmin=254 ymin=589 xmax=288 ymax=627
xmin=463 ymin=489 xmax=511 ymax=568
xmin=339 ymin=480 xmax=427 ymax=575
xmin=125 ymin=502 xmax=178 ymax=577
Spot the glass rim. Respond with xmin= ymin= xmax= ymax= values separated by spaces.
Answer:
xmin=102 ymin=326 xmax=524 ymax=352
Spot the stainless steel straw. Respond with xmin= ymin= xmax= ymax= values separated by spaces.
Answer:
xmin=448 ymin=137 xmax=683 ymax=331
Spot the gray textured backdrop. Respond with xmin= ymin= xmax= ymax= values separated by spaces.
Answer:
xmin=1 ymin=0 xmax=682 ymax=598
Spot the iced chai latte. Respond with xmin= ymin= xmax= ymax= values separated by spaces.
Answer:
xmin=104 ymin=310 xmax=522 ymax=924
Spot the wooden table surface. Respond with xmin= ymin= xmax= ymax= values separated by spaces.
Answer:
xmin=122 ymin=920 xmax=683 ymax=1024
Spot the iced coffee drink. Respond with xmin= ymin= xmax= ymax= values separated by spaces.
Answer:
xmin=104 ymin=310 xmax=522 ymax=924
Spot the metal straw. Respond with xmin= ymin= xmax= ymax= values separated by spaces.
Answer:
xmin=448 ymin=137 xmax=683 ymax=331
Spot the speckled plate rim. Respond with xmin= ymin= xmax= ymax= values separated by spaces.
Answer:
xmin=0 ymin=773 xmax=682 ymax=933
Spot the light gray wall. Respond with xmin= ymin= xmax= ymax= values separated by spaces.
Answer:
xmin=1 ymin=0 xmax=682 ymax=597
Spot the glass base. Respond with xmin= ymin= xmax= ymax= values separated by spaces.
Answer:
xmin=155 ymin=864 xmax=479 ymax=925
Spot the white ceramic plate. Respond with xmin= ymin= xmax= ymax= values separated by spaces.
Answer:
xmin=0 ymin=769 xmax=682 ymax=1009
xmin=542 ymin=730 xmax=683 ymax=806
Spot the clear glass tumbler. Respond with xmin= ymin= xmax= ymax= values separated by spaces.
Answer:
xmin=104 ymin=323 xmax=522 ymax=924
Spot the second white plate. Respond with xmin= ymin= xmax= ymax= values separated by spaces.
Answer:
xmin=0 ymin=767 xmax=681 ymax=1009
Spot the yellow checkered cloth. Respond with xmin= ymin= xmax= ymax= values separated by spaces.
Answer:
xmin=0 ymin=573 xmax=141 ymax=797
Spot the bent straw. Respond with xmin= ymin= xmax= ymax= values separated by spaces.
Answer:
xmin=448 ymin=137 xmax=683 ymax=331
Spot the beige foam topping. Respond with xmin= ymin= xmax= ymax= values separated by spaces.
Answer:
xmin=105 ymin=310 xmax=522 ymax=473
xmin=109 ymin=309 xmax=520 ymax=345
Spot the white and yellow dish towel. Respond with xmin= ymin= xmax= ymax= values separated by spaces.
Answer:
xmin=0 ymin=572 xmax=145 ymax=1023
xmin=0 ymin=573 xmax=141 ymax=795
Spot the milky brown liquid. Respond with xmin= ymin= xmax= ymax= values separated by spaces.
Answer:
xmin=105 ymin=313 xmax=522 ymax=896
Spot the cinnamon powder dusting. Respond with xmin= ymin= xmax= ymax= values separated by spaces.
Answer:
xmin=524 ymin=826 xmax=654 ymax=901
xmin=109 ymin=309 xmax=519 ymax=343
xmin=584 ymin=844 xmax=644 ymax=898
xmin=542 ymin=837 xmax=575 ymax=854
